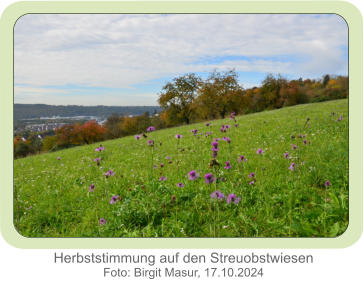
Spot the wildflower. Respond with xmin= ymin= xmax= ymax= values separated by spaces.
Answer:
xmin=234 ymin=124 xmax=238 ymax=128
xmin=212 ymin=151 xmax=218 ymax=158
xmin=177 ymin=182 xmax=185 ymax=188
xmin=94 ymin=157 xmax=101 ymax=166
xmin=147 ymin=126 xmax=155 ymax=132
xmin=248 ymin=172 xmax=255 ymax=178
xmin=303 ymin=139 xmax=307 ymax=145
xmin=222 ymin=137 xmax=231 ymax=144
xmin=159 ymin=176 xmax=167 ymax=182
xmin=57 ymin=157 xmax=61 ymax=160
xmin=249 ymin=180 xmax=255 ymax=185
xmin=188 ymin=170 xmax=199 ymax=180
xmin=191 ymin=129 xmax=198 ymax=135
xmin=211 ymin=141 xmax=219 ymax=149
xmin=88 ymin=184 xmax=95 ymax=192
xmin=175 ymin=134 xmax=182 ymax=139
xmin=291 ymin=144 xmax=297 ymax=150
xmin=256 ymin=148 xmax=264 ymax=155
xmin=160 ymin=163 xmax=164 ymax=168
xmin=171 ymin=195 xmax=176 ymax=202
xmin=147 ymin=140 xmax=154 ymax=146
xmin=238 ymin=155 xmax=247 ymax=163
xmin=227 ymin=193 xmax=241 ymax=204
xmin=109 ymin=195 xmax=120 ymax=204
xmin=324 ymin=180 xmax=331 ymax=188
xmin=95 ymin=146 xmax=105 ymax=152
xmin=104 ymin=170 xmax=115 ymax=178
xmin=289 ymin=163 xmax=295 ymax=171
xmin=153 ymin=165 xmax=157 ymax=169
xmin=220 ymin=125 xmax=226 ymax=133
xmin=205 ymin=131 xmax=212 ymax=137
xmin=135 ymin=135 xmax=141 ymax=140
xmin=99 ymin=218 xmax=107 ymax=225
xmin=206 ymin=122 xmax=211 ymax=127
xmin=284 ymin=152 xmax=289 ymax=159
xmin=225 ymin=125 xmax=231 ymax=129
xmin=337 ymin=116 xmax=343 ymax=121
xmin=224 ymin=161 xmax=231 ymax=170
xmin=166 ymin=156 xmax=171 ymax=160
xmin=204 ymin=173 xmax=216 ymax=184
xmin=230 ymin=112 xmax=236 ymax=120
xmin=210 ymin=190 xmax=225 ymax=199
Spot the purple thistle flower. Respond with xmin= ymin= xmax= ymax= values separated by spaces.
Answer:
xmin=289 ymin=163 xmax=295 ymax=171
xmin=177 ymin=182 xmax=185 ymax=188
xmin=222 ymin=137 xmax=231 ymax=144
xmin=175 ymin=134 xmax=182 ymax=139
xmin=205 ymin=131 xmax=212 ymax=137
xmin=95 ymin=146 xmax=105 ymax=152
xmin=166 ymin=156 xmax=171 ymax=160
xmin=99 ymin=218 xmax=107 ymax=225
xmin=249 ymin=180 xmax=255 ymax=185
xmin=188 ymin=170 xmax=199 ymax=180
xmin=147 ymin=126 xmax=155 ymax=132
xmin=224 ymin=161 xmax=231 ymax=170
xmin=211 ymin=141 xmax=219 ymax=149
xmin=147 ymin=140 xmax=154 ymax=146
xmin=153 ymin=165 xmax=157 ymax=169
xmin=104 ymin=170 xmax=115 ymax=178
xmin=206 ymin=122 xmax=211 ymax=127
xmin=225 ymin=124 xmax=231 ymax=129
xmin=234 ymin=124 xmax=238 ymax=128
xmin=220 ymin=125 xmax=226 ymax=133
xmin=135 ymin=135 xmax=141 ymax=140
xmin=191 ymin=129 xmax=198 ymax=135
xmin=109 ymin=195 xmax=120 ymax=204
xmin=211 ymin=190 xmax=225 ymax=199
xmin=324 ymin=180 xmax=331 ymax=188
xmin=204 ymin=173 xmax=216 ymax=184
xmin=291 ymin=144 xmax=297 ymax=150
xmin=238 ymin=155 xmax=247 ymax=163
xmin=57 ymin=156 xmax=61 ymax=160
xmin=88 ymin=184 xmax=95 ymax=192
xmin=230 ymin=112 xmax=236 ymax=120
xmin=256 ymin=148 xmax=264 ymax=155
xmin=284 ymin=152 xmax=289 ymax=159
xmin=159 ymin=176 xmax=167 ymax=182
xmin=94 ymin=157 xmax=101 ymax=166
xmin=337 ymin=116 xmax=343 ymax=121
xmin=227 ymin=193 xmax=241 ymax=204
xmin=248 ymin=172 xmax=255 ymax=178
xmin=160 ymin=163 xmax=164 ymax=168
xmin=303 ymin=139 xmax=307 ymax=145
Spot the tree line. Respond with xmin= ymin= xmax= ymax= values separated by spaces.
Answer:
xmin=14 ymin=70 xmax=348 ymax=158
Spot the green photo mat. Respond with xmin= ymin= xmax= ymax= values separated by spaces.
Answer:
xmin=0 ymin=1 xmax=362 ymax=248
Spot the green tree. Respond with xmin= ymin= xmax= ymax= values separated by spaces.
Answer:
xmin=194 ymin=70 xmax=244 ymax=119
xmin=158 ymin=73 xmax=201 ymax=125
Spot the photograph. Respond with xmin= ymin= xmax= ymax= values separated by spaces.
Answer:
xmin=13 ymin=13 xmax=349 ymax=238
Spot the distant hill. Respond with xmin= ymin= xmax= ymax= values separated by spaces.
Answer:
xmin=14 ymin=104 xmax=162 ymax=120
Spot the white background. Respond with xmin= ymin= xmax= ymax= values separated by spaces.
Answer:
xmin=1 ymin=1 xmax=363 ymax=291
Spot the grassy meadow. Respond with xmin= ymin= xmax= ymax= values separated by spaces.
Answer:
xmin=14 ymin=99 xmax=348 ymax=238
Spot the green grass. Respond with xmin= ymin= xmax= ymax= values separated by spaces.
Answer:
xmin=14 ymin=99 xmax=348 ymax=237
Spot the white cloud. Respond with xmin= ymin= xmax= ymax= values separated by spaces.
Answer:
xmin=14 ymin=14 xmax=348 ymax=104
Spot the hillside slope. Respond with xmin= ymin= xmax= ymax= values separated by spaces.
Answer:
xmin=14 ymin=99 xmax=348 ymax=237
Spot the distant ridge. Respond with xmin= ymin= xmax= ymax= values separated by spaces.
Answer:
xmin=14 ymin=104 xmax=162 ymax=120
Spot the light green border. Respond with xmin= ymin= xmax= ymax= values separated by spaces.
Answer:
xmin=0 ymin=1 xmax=362 ymax=249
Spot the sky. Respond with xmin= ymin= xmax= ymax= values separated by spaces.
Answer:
xmin=14 ymin=14 xmax=348 ymax=106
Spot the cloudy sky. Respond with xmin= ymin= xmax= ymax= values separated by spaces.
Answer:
xmin=14 ymin=14 xmax=348 ymax=106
